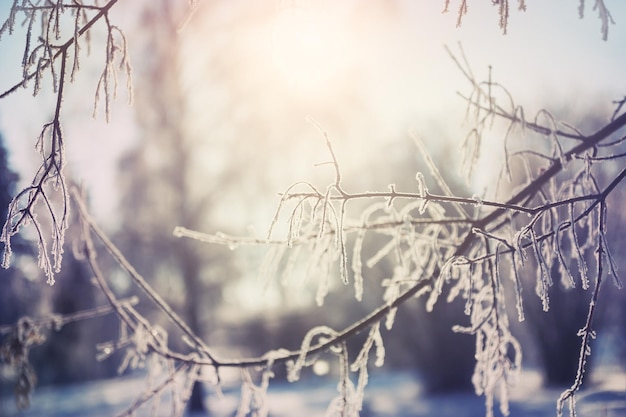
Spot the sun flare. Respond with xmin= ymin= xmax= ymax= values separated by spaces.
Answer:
xmin=269 ymin=4 xmax=349 ymax=96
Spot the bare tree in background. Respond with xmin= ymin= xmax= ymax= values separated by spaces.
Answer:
xmin=114 ymin=2 xmax=232 ymax=412
xmin=1 ymin=2 xmax=625 ymax=417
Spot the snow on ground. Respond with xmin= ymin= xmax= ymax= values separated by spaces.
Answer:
xmin=1 ymin=370 xmax=624 ymax=417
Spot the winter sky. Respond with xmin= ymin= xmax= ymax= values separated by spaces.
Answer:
xmin=0 ymin=1 xmax=625 ymax=227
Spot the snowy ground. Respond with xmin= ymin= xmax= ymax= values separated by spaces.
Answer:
xmin=1 ymin=370 xmax=624 ymax=417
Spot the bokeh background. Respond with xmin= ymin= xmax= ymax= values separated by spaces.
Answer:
xmin=1 ymin=0 xmax=625 ymax=415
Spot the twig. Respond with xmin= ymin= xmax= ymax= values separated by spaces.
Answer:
xmin=556 ymin=202 xmax=607 ymax=416
xmin=0 ymin=297 xmax=139 ymax=335
xmin=71 ymin=188 xmax=219 ymax=365
xmin=1 ymin=0 xmax=121 ymax=99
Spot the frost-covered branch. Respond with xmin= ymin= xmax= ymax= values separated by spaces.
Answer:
xmin=0 ymin=296 xmax=138 ymax=337
xmin=0 ymin=296 xmax=139 ymax=410
xmin=72 ymin=189 xmax=218 ymax=365
xmin=0 ymin=0 xmax=122 ymax=99
xmin=2 ymin=50 xmax=71 ymax=285
xmin=443 ymin=1 xmax=612 ymax=39
xmin=1 ymin=0 xmax=132 ymax=284
xmin=175 ymin=52 xmax=626 ymax=415
xmin=2 ymin=3 xmax=625 ymax=416
xmin=556 ymin=200 xmax=611 ymax=416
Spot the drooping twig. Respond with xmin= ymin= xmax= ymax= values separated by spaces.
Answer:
xmin=71 ymin=189 xmax=219 ymax=365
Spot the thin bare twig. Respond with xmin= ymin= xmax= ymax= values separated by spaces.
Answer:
xmin=71 ymin=189 xmax=219 ymax=365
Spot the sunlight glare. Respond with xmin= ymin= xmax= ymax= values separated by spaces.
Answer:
xmin=270 ymin=4 xmax=347 ymax=96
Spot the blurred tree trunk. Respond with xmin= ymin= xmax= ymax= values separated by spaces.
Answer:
xmin=116 ymin=2 xmax=223 ymax=413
